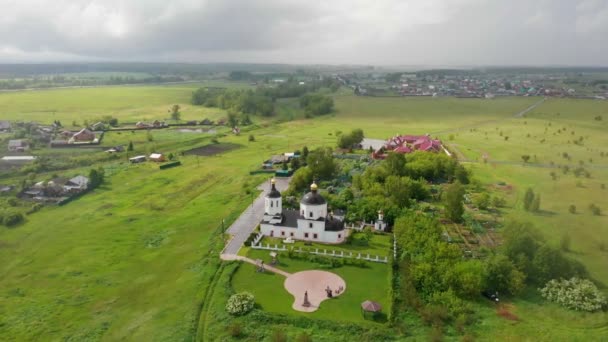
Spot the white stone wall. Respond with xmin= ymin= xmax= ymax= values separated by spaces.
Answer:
xmin=261 ymin=221 xmax=346 ymax=244
xmin=265 ymin=197 xmax=282 ymax=215
xmin=299 ymin=203 xmax=327 ymax=220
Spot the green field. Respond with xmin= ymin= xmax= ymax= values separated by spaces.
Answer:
xmin=1 ymin=85 xmax=607 ymax=341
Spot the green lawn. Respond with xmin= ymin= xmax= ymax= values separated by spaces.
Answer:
xmin=260 ymin=231 xmax=392 ymax=257
xmin=232 ymin=248 xmax=391 ymax=324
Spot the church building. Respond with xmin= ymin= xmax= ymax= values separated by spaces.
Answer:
xmin=260 ymin=179 xmax=346 ymax=244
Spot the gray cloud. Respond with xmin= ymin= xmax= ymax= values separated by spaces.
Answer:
xmin=0 ymin=0 xmax=606 ymax=66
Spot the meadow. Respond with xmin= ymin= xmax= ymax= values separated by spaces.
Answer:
xmin=0 ymin=84 xmax=607 ymax=341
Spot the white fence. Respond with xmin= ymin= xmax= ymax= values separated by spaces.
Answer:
xmin=250 ymin=243 xmax=388 ymax=263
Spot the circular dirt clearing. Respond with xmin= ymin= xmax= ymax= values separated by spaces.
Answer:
xmin=284 ymin=270 xmax=346 ymax=312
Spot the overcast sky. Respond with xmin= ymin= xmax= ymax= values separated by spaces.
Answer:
xmin=0 ymin=0 xmax=607 ymax=66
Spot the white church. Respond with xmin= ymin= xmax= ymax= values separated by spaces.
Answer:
xmin=260 ymin=179 xmax=346 ymax=244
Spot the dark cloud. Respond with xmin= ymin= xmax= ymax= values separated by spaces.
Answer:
xmin=0 ymin=0 xmax=606 ymax=65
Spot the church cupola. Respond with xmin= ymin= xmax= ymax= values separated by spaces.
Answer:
xmin=265 ymin=178 xmax=282 ymax=215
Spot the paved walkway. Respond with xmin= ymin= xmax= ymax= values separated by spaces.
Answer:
xmin=220 ymin=254 xmax=291 ymax=277
xmin=222 ymin=177 xmax=291 ymax=255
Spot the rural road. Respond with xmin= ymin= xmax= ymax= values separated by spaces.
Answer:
xmin=222 ymin=177 xmax=291 ymax=255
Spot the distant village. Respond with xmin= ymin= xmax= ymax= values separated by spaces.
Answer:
xmin=340 ymin=73 xmax=608 ymax=99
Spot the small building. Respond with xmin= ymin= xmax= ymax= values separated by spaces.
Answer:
xmin=64 ymin=175 xmax=89 ymax=193
xmin=71 ymin=128 xmax=95 ymax=142
xmin=129 ymin=155 xmax=147 ymax=163
xmin=136 ymin=122 xmax=151 ymax=129
xmin=90 ymin=122 xmax=105 ymax=131
xmin=105 ymin=145 xmax=124 ymax=153
xmin=8 ymin=139 xmax=29 ymax=152
xmin=149 ymin=153 xmax=165 ymax=162
xmin=0 ymin=120 xmax=11 ymax=132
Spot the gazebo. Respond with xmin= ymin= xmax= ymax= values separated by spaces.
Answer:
xmin=361 ymin=300 xmax=382 ymax=318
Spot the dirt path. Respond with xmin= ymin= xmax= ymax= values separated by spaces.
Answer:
xmin=220 ymin=254 xmax=291 ymax=277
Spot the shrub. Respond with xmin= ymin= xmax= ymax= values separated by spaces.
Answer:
xmin=248 ymin=134 xmax=255 ymax=142
xmin=568 ymin=205 xmax=576 ymax=214
xmin=226 ymin=292 xmax=255 ymax=316
xmin=2 ymin=211 xmax=24 ymax=226
xmin=228 ymin=323 xmax=243 ymax=337
xmin=271 ymin=330 xmax=288 ymax=342
xmin=296 ymin=333 xmax=313 ymax=342
xmin=540 ymin=278 xmax=607 ymax=312
xmin=589 ymin=204 xmax=602 ymax=216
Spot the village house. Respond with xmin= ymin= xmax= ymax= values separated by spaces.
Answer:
xmin=7 ymin=139 xmax=29 ymax=152
xmin=0 ymin=120 xmax=11 ymax=132
xmin=70 ymin=128 xmax=96 ymax=143
xmin=148 ymin=153 xmax=166 ymax=162
xmin=63 ymin=175 xmax=89 ymax=193
xmin=372 ymin=134 xmax=443 ymax=159
xmin=260 ymin=179 xmax=346 ymax=244
xmin=129 ymin=155 xmax=147 ymax=163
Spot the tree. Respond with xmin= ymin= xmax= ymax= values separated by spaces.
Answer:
xmin=384 ymin=152 xmax=406 ymax=176
xmin=89 ymin=167 xmax=105 ymax=189
xmin=170 ymin=104 xmax=181 ymax=121
xmin=445 ymin=181 xmax=465 ymax=222
xmin=530 ymin=194 xmax=541 ymax=212
xmin=227 ymin=112 xmax=239 ymax=128
xmin=146 ymin=130 xmax=154 ymax=142
xmin=452 ymin=260 xmax=486 ymax=298
xmin=127 ymin=141 xmax=134 ymax=151
xmin=484 ymin=254 xmax=525 ymax=295
xmin=290 ymin=157 xmax=300 ymax=170
xmin=523 ymin=188 xmax=535 ymax=211
xmin=492 ymin=196 xmax=506 ymax=208
xmin=521 ymin=155 xmax=531 ymax=163
xmin=306 ymin=147 xmax=337 ymax=180
xmin=337 ymin=128 xmax=365 ymax=149
xmin=282 ymin=161 xmax=288 ymax=171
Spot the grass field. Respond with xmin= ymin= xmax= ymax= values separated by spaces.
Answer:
xmin=0 ymin=81 xmax=250 ymax=125
xmin=1 ymin=84 xmax=607 ymax=341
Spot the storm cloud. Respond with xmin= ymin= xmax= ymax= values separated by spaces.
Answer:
xmin=0 ymin=0 xmax=607 ymax=66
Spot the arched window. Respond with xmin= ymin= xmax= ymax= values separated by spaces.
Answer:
xmin=309 ymin=211 xmax=313 ymax=218
xmin=271 ymin=201 xmax=273 ymax=208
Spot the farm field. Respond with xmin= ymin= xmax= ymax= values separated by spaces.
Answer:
xmin=0 ymin=81 xmax=250 ymax=125
xmin=0 ymin=84 xmax=607 ymax=341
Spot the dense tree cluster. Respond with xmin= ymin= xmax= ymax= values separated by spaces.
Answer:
xmin=191 ymin=78 xmax=340 ymax=119
xmin=337 ymin=129 xmax=364 ymax=149
xmin=299 ymin=93 xmax=334 ymax=116
xmin=540 ymin=278 xmax=607 ymax=312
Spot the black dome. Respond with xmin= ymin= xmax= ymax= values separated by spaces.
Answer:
xmin=268 ymin=183 xmax=281 ymax=198
xmin=301 ymin=190 xmax=326 ymax=205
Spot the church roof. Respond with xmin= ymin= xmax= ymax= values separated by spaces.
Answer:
xmin=301 ymin=191 xmax=326 ymax=205
xmin=300 ymin=182 xmax=326 ymax=205
xmin=267 ymin=180 xmax=281 ymax=198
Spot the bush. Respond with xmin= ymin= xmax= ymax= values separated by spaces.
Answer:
xmin=589 ymin=204 xmax=602 ymax=216
xmin=248 ymin=134 xmax=255 ymax=142
xmin=2 ymin=211 xmax=24 ymax=226
xmin=540 ymin=278 xmax=607 ymax=312
xmin=226 ymin=292 xmax=255 ymax=316
xmin=271 ymin=330 xmax=288 ymax=342
xmin=228 ymin=323 xmax=243 ymax=337
xmin=568 ymin=205 xmax=576 ymax=214
xmin=296 ymin=333 xmax=313 ymax=342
